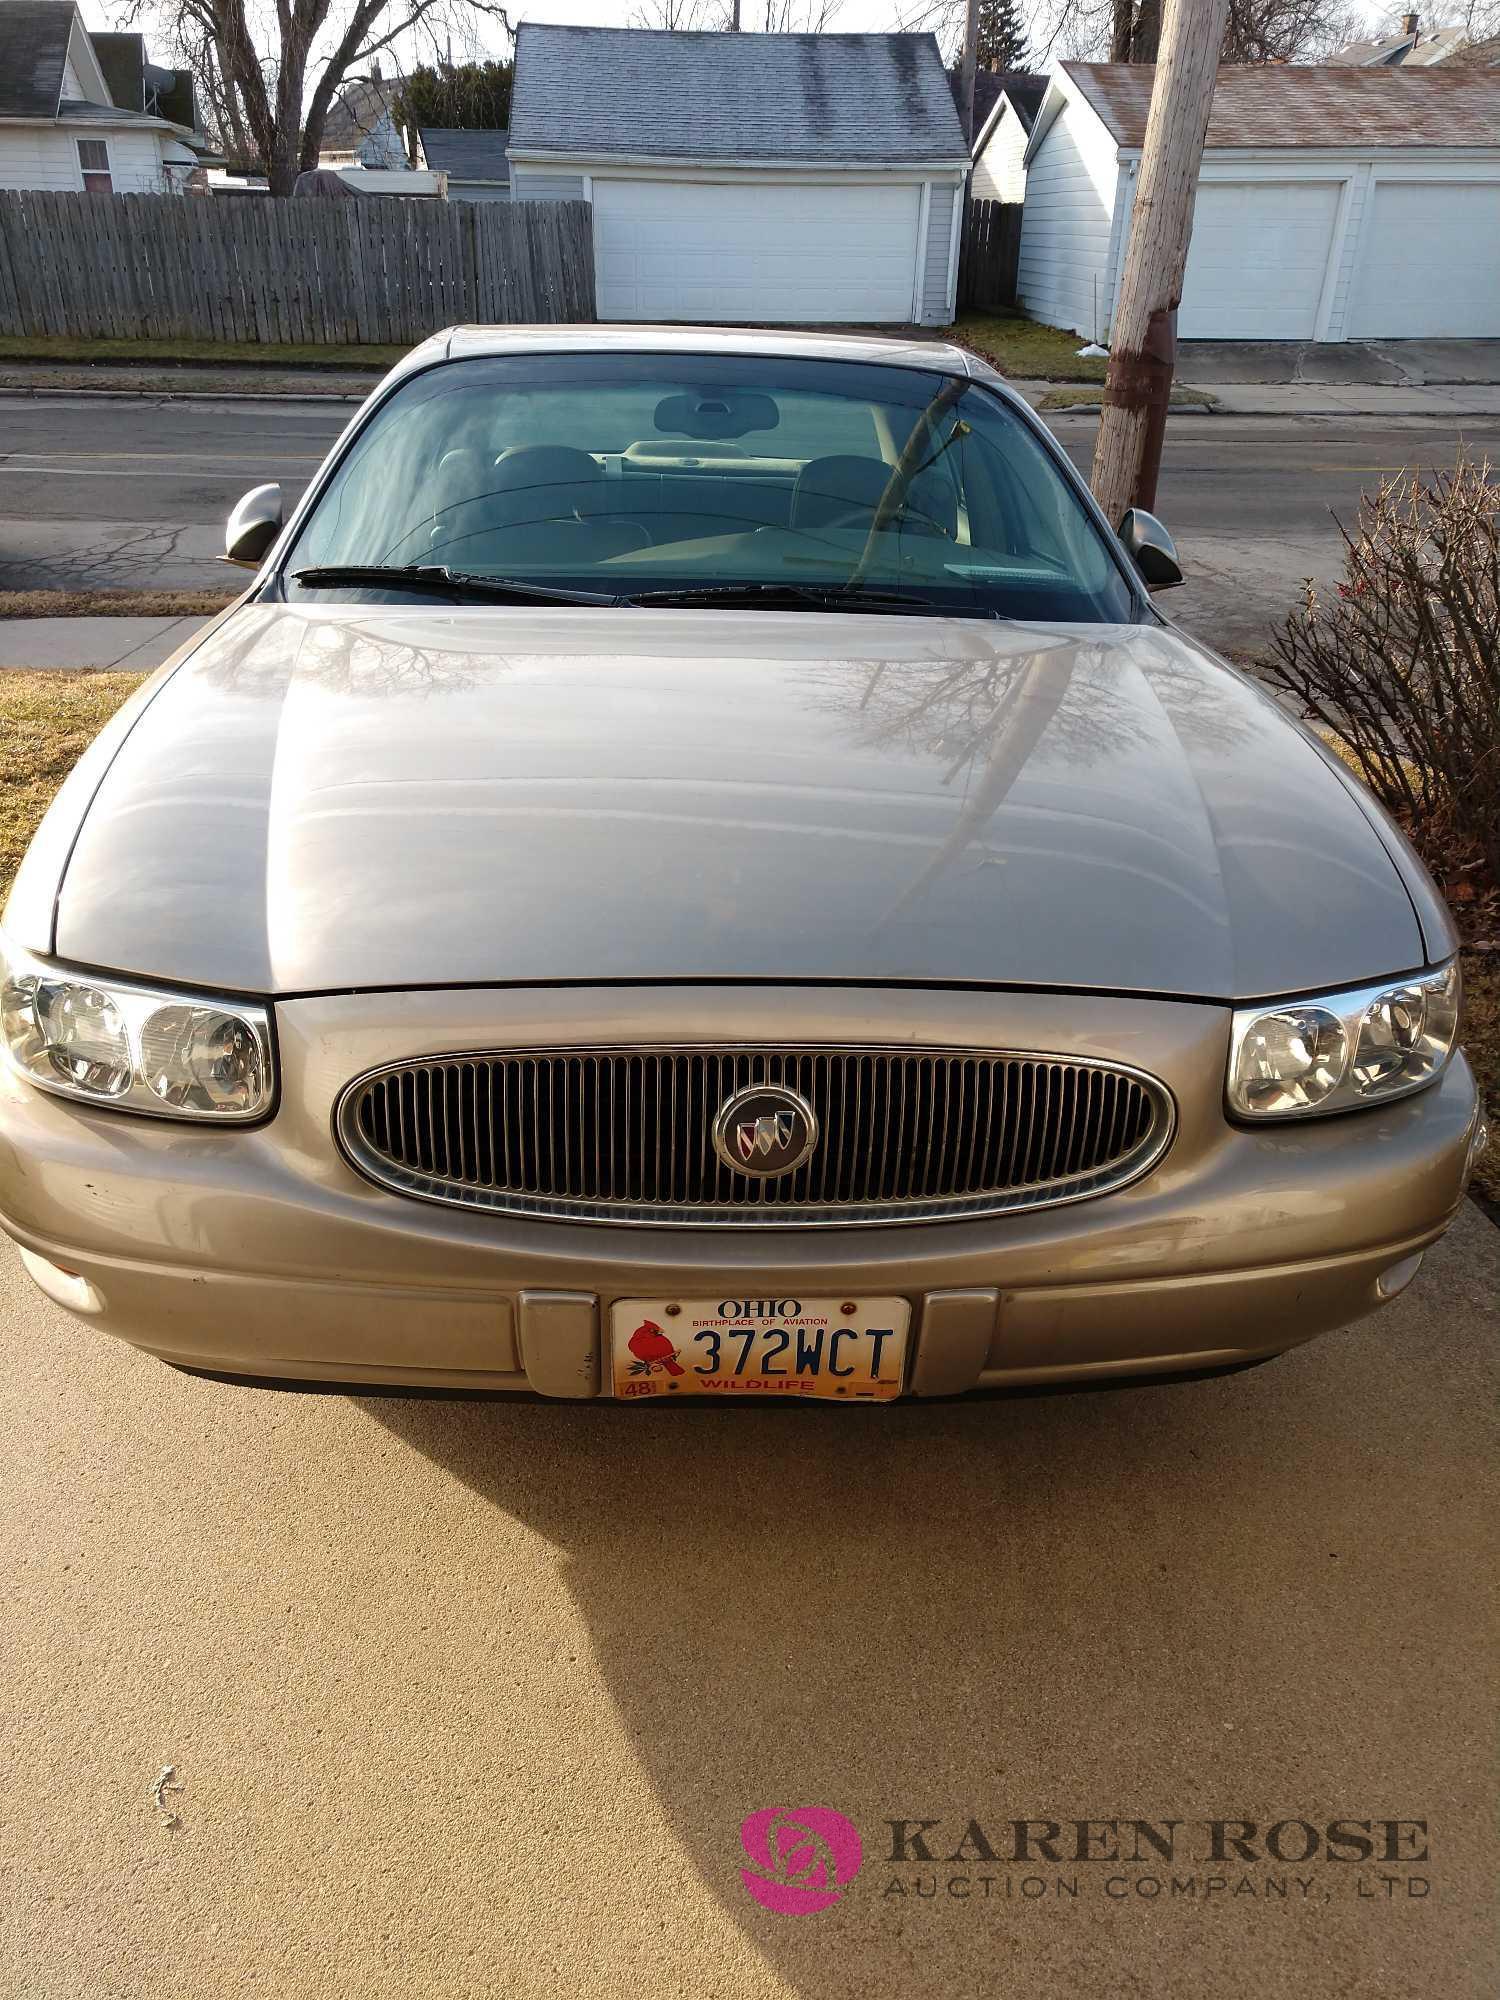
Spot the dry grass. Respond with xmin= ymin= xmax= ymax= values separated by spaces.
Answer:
xmin=945 ymin=313 xmax=1110 ymax=383
xmin=0 ymin=671 xmax=146 ymax=902
xmin=1036 ymin=385 xmax=1218 ymax=412
xmin=0 ymin=334 xmax=402 ymax=369
xmin=0 ymin=589 xmax=235 ymax=620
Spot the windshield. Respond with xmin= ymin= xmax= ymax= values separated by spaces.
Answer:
xmin=284 ymin=353 xmax=1137 ymax=622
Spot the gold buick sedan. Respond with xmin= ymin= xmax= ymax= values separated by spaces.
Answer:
xmin=0 ymin=328 xmax=1486 ymax=1402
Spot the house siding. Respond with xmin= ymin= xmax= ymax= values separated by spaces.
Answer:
xmin=0 ymin=125 xmax=169 ymax=193
xmin=1016 ymin=96 xmax=1120 ymax=340
xmin=921 ymin=180 xmax=956 ymax=324
xmin=971 ymin=108 xmax=1028 ymax=204
xmin=509 ymin=168 xmax=586 ymax=200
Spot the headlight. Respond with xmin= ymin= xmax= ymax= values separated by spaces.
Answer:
xmin=0 ymin=935 xmax=273 ymax=1123
xmin=1228 ymin=961 xmax=1461 ymax=1120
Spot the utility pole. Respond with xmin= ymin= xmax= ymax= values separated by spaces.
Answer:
xmin=958 ymin=0 xmax=980 ymax=145
xmin=1089 ymin=0 xmax=1228 ymax=527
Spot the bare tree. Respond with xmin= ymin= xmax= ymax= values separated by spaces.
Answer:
xmin=1110 ymin=0 xmax=1161 ymax=60
xmin=1374 ymin=0 xmax=1500 ymax=35
xmin=1222 ymin=0 xmax=1366 ymax=61
xmin=904 ymin=0 xmax=1371 ymax=63
xmin=139 ymin=0 xmax=510 ymax=194
xmin=628 ymin=0 xmax=725 ymax=25
xmin=758 ymin=0 xmax=845 ymax=26
xmin=628 ymin=0 xmax=841 ymax=24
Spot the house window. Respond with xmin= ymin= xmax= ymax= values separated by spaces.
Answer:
xmin=76 ymin=140 xmax=113 ymax=194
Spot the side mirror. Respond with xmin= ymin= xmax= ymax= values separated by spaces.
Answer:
xmin=1117 ymin=507 xmax=1183 ymax=591
xmin=224 ymin=483 xmax=283 ymax=569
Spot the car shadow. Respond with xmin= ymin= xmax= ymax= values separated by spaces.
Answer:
xmin=355 ymin=1358 xmax=1324 ymax=1983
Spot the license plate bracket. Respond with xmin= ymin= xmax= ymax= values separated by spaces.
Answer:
xmin=609 ymin=1296 xmax=910 ymax=1402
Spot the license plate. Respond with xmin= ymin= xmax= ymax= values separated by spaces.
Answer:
xmin=609 ymin=1297 xmax=910 ymax=1402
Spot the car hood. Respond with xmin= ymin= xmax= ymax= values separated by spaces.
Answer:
xmin=49 ymin=603 xmax=1427 ymax=1000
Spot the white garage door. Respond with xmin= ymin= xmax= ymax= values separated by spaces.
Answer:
xmin=1178 ymin=181 xmax=1342 ymax=339
xmin=592 ymin=178 xmax=923 ymax=323
xmin=1346 ymin=182 xmax=1500 ymax=338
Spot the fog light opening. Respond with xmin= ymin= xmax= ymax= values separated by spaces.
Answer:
xmin=17 ymin=1247 xmax=105 ymax=1316
xmin=1466 ymin=1109 xmax=1490 ymax=1180
xmin=1375 ymin=1253 xmax=1424 ymax=1303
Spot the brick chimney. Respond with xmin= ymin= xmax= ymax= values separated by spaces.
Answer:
xmin=1401 ymin=11 xmax=1419 ymax=33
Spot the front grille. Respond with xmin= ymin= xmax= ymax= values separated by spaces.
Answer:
xmin=336 ymin=1046 xmax=1174 ymax=1227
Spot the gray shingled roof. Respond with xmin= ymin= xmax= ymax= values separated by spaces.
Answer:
xmin=0 ymin=0 xmax=73 ymax=119
xmin=510 ymin=25 xmax=968 ymax=163
xmin=321 ymin=74 xmax=407 ymax=151
xmin=91 ymin=30 xmax=144 ymax=111
xmin=419 ymin=126 xmax=510 ymax=182
xmin=1064 ymin=61 xmax=1500 ymax=148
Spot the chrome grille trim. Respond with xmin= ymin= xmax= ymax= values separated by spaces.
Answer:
xmin=334 ymin=1045 xmax=1175 ymax=1229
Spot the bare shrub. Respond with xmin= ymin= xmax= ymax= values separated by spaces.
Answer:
xmin=1259 ymin=454 xmax=1500 ymax=895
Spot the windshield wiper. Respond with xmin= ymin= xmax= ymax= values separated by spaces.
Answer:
xmin=290 ymin=564 xmax=620 ymax=607
xmin=626 ymin=582 xmax=999 ymax=619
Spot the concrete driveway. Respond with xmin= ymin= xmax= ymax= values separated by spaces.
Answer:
xmin=2 ymin=1205 xmax=1496 ymax=1999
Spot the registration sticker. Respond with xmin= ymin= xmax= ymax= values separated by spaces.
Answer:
xmin=609 ymin=1297 xmax=910 ymax=1402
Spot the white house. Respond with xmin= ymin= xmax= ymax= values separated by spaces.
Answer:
xmin=317 ymin=70 xmax=410 ymax=171
xmin=0 ymin=0 xmax=217 ymax=194
xmin=969 ymin=71 xmax=1046 ymax=205
xmin=1331 ymin=12 xmax=1479 ymax=68
xmin=508 ymin=25 xmax=971 ymax=326
xmin=1018 ymin=62 xmax=1500 ymax=343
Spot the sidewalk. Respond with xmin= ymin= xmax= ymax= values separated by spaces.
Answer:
xmin=1007 ymin=379 xmax=1500 ymax=418
xmin=0 ymin=615 xmax=208 ymax=670
xmin=5 ymin=359 xmax=1500 ymax=420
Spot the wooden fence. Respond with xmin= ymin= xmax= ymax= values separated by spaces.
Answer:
xmin=958 ymin=199 xmax=1024 ymax=314
xmin=0 ymin=191 xmax=596 ymax=343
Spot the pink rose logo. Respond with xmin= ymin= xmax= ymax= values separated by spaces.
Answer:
xmin=739 ymin=1806 xmax=863 ymax=1914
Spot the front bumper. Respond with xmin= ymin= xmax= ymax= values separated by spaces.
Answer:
xmin=0 ymin=984 xmax=1483 ymax=1398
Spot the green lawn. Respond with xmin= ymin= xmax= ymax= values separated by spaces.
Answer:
xmin=0 ymin=334 xmax=405 ymax=369
xmin=944 ymin=312 xmax=1109 ymax=383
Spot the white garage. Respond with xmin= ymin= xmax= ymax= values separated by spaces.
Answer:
xmin=1178 ymin=182 xmax=1343 ymax=340
xmin=1345 ymin=180 xmax=1500 ymax=337
xmin=1019 ymin=61 xmax=1500 ymax=344
xmin=508 ymin=24 xmax=970 ymax=328
xmin=591 ymin=179 xmax=924 ymax=324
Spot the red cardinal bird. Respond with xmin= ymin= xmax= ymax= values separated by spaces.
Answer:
xmin=628 ymin=1319 xmax=684 ymax=1376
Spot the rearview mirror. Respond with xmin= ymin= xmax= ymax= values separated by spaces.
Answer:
xmin=1117 ymin=507 xmax=1183 ymax=591
xmin=654 ymin=391 xmax=779 ymax=440
xmin=224 ymin=483 xmax=283 ymax=569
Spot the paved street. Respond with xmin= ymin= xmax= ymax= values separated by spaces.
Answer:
xmin=3 ymin=397 xmax=1499 ymax=652
xmin=0 ymin=398 xmax=346 ymax=594
xmin=2 ymin=1207 xmax=1496 ymax=1999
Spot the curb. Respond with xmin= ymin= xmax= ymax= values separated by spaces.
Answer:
xmin=4 ymin=383 xmax=1497 ymax=417
xmin=1034 ymin=398 xmax=1500 ymax=421
xmin=0 ymin=385 xmax=368 ymax=405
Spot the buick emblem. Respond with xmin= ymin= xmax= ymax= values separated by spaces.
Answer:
xmin=712 ymin=1083 xmax=819 ymax=1179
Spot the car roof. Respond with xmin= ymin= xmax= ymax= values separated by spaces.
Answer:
xmin=390 ymin=322 xmax=982 ymax=385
